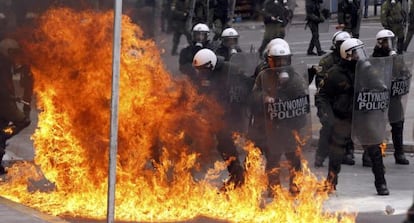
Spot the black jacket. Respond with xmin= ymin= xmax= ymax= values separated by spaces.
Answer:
xmin=315 ymin=60 xmax=355 ymax=120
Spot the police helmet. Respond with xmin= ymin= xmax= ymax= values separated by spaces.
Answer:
xmin=376 ymin=29 xmax=396 ymax=52
xmin=192 ymin=23 xmax=210 ymax=44
xmin=0 ymin=38 xmax=20 ymax=57
xmin=264 ymin=38 xmax=290 ymax=56
xmin=193 ymin=49 xmax=217 ymax=70
xmin=267 ymin=44 xmax=292 ymax=68
xmin=331 ymin=31 xmax=351 ymax=50
xmin=221 ymin=27 xmax=239 ymax=48
xmin=340 ymin=38 xmax=367 ymax=61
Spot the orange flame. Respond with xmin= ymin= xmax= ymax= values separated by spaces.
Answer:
xmin=0 ymin=8 xmax=356 ymax=223
xmin=380 ymin=142 xmax=387 ymax=157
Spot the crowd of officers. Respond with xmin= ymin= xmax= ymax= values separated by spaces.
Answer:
xmin=171 ymin=0 xmax=414 ymax=221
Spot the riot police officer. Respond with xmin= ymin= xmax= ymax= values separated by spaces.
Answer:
xmin=381 ymin=0 xmax=406 ymax=54
xmin=252 ymin=43 xmax=310 ymax=196
xmin=170 ymin=0 xmax=192 ymax=55
xmin=179 ymin=23 xmax=212 ymax=84
xmin=370 ymin=29 xmax=410 ymax=165
xmin=0 ymin=38 xmax=33 ymax=175
xmin=214 ymin=27 xmax=242 ymax=61
xmin=316 ymin=38 xmax=389 ymax=195
xmin=248 ymin=38 xmax=290 ymax=164
xmin=337 ymin=0 xmax=362 ymax=38
xmin=305 ymin=0 xmax=327 ymax=56
xmin=192 ymin=48 xmax=250 ymax=188
xmin=258 ymin=0 xmax=290 ymax=56
xmin=314 ymin=31 xmax=352 ymax=167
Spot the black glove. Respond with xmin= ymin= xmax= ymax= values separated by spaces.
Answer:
xmin=318 ymin=16 xmax=325 ymax=23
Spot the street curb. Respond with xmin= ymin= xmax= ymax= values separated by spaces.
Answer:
xmin=0 ymin=196 xmax=69 ymax=223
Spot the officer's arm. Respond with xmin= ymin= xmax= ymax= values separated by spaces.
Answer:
xmin=315 ymin=56 xmax=330 ymax=88
xmin=315 ymin=72 xmax=335 ymax=124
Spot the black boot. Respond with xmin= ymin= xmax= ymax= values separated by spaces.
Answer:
xmin=376 ymin=183 xmax=390 ymax=196
xmin=342 ymin=140 xmax=355 ymax=165
xmin=288 ymin=154 xmax=301 ymax=196
xmin=362 ymin=150 xmax=372 ymax=167
xmin=366 ymin=145 xmax=389 ymax=196
xmin=395 ymin=153 xmax=410 ymax=165
xmin=314 ymin=155 xmax=325 ymax=168
xmin=326 ymin=158 xmax=341 ymax=193
xmin=391 ymin=121 xmax=410 ymax=165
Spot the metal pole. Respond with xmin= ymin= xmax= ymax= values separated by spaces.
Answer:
xmin=107 ymin=0 xmax=122 ymax=222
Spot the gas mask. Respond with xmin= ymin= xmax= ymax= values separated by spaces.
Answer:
xmin=193 ymin=31 xmax=208 ymax=48
xmin=230 ymin=48 xmax=238 ymax=55
xmin=277 ymin=70 xmax=290 ymax=85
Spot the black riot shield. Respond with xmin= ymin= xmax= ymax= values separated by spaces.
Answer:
xmin=388 ymin=53 xmax=414 ymax=123
xmin=259 ymin=65 xmax=312 ymax=154
xmin=352 ymin=57 xmax=393 ymax=145
xmin=226 ymin=55 xmax=257 ymax=134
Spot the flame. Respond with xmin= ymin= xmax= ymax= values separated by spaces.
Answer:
xmin=0 ymin=8 xmax=356 ymax=222
xmin=380 ymin=142 xmax=387 ymax=156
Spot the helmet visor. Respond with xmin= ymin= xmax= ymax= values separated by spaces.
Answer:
xmin=378 ymin=37 xmax=395 ymax=51
xmin=348 ymin=47 xmax=367 ymax=61
xmin=193 ymin=31 xmax=208 ymax=43
xmin=223 ymin=37 xmax=238 ymax=48
xmin=267 ymin=55 xmax=291 ymax=68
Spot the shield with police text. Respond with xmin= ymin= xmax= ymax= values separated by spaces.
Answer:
xmin=352 ymin=57 xmax=393 ymax=145
xmin=259 ymin=65 xmax=312 ymax=154
xmin=226 ymin=53 xmax=258 ymax=134
xmin=388 ymin=53 xmax=414 ymax=123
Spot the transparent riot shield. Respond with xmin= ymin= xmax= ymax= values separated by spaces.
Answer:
xmin=259 ymin=65 xmax=312 ymax=154
xmin=352 ymin=57 xmax=393 ymax=145
xmin=388 ymin=53 xmax=414 ymax=123
xmin=229 ymin=52 xmax=260 ymax=78
xmin=226 ymin=53 xmax=258 ymax=134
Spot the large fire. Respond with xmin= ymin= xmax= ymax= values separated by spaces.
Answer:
xmin=0 ymin=8 xmax=356 ymax=222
